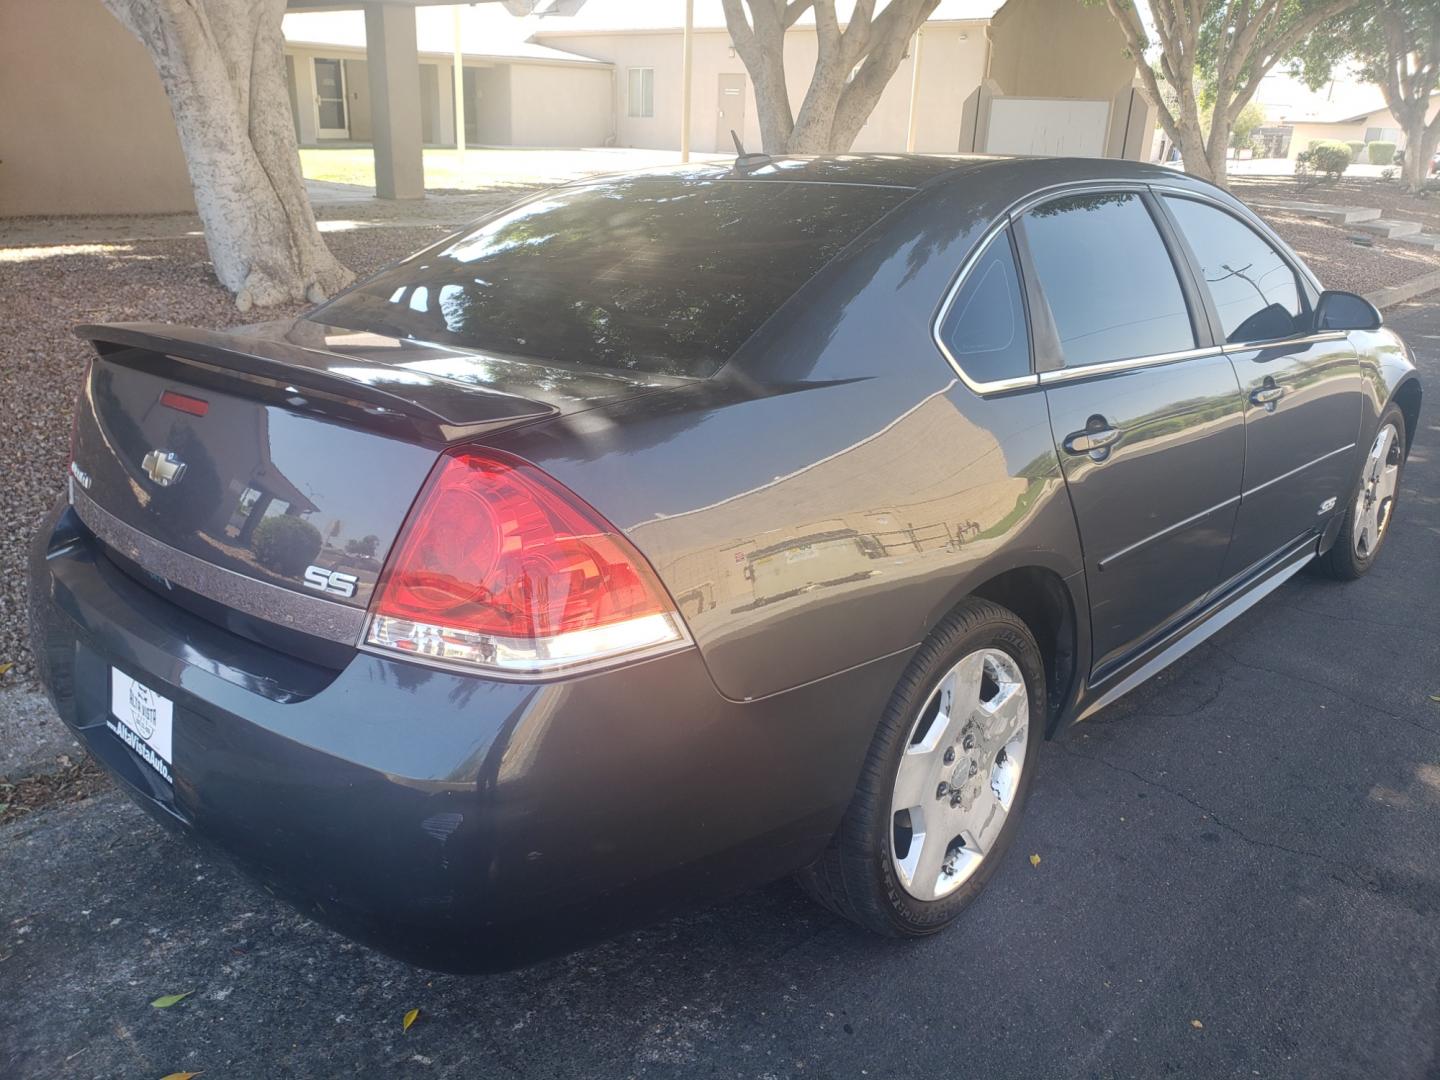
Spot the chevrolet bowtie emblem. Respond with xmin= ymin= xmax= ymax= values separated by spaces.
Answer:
xmin=141 ymin=449 xmax=187 ymax=487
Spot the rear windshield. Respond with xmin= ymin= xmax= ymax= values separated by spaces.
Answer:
xmin=312 ymin=178 xmax=907 ymax=378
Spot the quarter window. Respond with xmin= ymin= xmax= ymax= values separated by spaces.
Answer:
xmin=938 ymin=229 xmax=1031 ymax=384
xmin=1164 ymin=196 xmax=1303 ymax=343
xmin=1021 ymin=192 xmax=1195 ymax=367
xmin=628 ymin=68 xmax=655 ymax=118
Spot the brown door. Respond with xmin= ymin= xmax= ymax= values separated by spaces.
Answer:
xmin=715 ymin=73 xmax=747 ymax=152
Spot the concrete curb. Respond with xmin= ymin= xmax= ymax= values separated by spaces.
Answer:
xmin=1366 ymin=269 xmax=1440 ymax=309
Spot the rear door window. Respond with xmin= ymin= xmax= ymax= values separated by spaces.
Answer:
xmin=313 ymin=179 xmax=907 ymax=379
xmin=1163 ymin=196 xmax=1304 ymax=343
xmin=1021 ymin=192 xmax=1196 ymax=367
xmin=938 ymin=228 xmax=1031 ymax=384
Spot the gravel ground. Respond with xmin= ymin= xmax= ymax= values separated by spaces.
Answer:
xmin=1254 ymin=208 xmax=1440 ymax=293
xmin=0 ymin=226 xmax=456 ymax=686
xmin=1232 ymin=175 xmax=1440 ymax=231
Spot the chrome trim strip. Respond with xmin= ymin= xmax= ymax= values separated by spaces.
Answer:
xmin=1078 ymin=538 xmax=1315 ymax=722
xmin=1097 ymin=494 xmax=1241 ymax=571
xmin=1222 ymin=331 xmax=1349 ymax=353
xmin=930 ymin=221 xmax=1041 ymax=396
xmin=929 ymin=177 xmax=1341 ymax=396
xmin=1037 ymin=344 xmax=1227 ymax=385
xmin=1242 ymin=442 xmax=1356 ymax=499
xmin=70 ymin=486 xmax=366 ymax=646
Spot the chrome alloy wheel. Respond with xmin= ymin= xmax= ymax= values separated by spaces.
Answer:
xmin=889 ymin=648 xmax=1029 ymax=901
xmin=1353 ymin=424 xmax=1402 ymax=559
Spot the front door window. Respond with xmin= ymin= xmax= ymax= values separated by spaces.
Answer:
xmin=315 ymin=58 xmax=348 ymax=138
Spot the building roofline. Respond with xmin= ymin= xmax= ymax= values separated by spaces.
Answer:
xmin=283 ymin=39 xmax=612 ymax=68
xmin=530 ymin=17 xmax=990 ymax=39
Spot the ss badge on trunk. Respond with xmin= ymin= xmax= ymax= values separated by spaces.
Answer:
xmin=304 ymin=565 xmax=360 ymax=598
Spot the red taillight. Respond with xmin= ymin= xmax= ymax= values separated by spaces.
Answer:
xmin=365 ymin=448 xmax=688 ymax=676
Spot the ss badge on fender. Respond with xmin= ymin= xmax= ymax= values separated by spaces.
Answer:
xmin=304 ymin=565 xmax=360 ymax=598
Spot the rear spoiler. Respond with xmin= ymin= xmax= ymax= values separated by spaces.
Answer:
xmin=75 ymin=322 xmax=558 ymax=444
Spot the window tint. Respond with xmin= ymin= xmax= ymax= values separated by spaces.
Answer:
xmin=938 ymin=229 xmax=1030 ymax=383
xmin=1022 ymin=193 xmax=1195 ymax=367
xmin=1164 ymin=196 xmax=1303 ymax=343
xmin=314 ymin=179 xmax=906 ymax=378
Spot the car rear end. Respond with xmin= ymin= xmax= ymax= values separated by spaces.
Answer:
xmin=28 ymin=172 xmax=913 ymax=970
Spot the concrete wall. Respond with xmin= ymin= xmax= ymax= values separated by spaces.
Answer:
xmin=536 ymin=24 xmax=990 ymax=154
xmin=507 ymin=64 xmax=613 ymax=147
xmin=0 ymin=0 xmax=194 ymax=216
xmin=987 ymin=0 xmax=1136 ymax=100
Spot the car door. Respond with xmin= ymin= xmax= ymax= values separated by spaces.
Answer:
xmin=1017 ymin=189 xmax=1247 ymax=680
xmin=1157 ymin=194 xmax=1363 ymax=583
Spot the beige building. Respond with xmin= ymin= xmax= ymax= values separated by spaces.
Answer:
xmin=3 ymin=0 xmax=1156 ymax=217
xmin=1284 ymin=98 xmax=1437 ymax=160
xmin=283 ymin=10 xmax=613 ymax=148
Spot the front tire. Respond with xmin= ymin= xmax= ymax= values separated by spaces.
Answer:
xmin=1316 ymin=404 xmax=1407 ymax=581
xmin=798 ymin=598 xmax=1046 ymax=937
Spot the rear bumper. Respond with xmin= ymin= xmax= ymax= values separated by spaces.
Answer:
xmin=28 ymin=501 xmax=908 ymax=972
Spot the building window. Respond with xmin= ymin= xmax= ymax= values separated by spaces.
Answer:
xmin=1365 ymin=126 xmax=1400 ymax=143
xmin=628 ymin=68 xmax=655 ymax=118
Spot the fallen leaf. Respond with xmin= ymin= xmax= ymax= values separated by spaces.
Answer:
xmin=403 ymin=1008 xmax=420 ymax=1032
xmin=1429 ymin=693 xmax=1440 ymax=703
xmin=150 ymin=992 xmax=193 ymax=1009
xmin=1029 ymin=853 xmax=1041 ymax=868
xmin=0 ymin=662 xmax=12 ymax=678
xmin=1190 ymin=1019 xmax=1204 ymax=1030
xmin=0 ymin=804 xmax=8 ymax=815
xmin=159 ymin=1072 xmax=202 ymax=1080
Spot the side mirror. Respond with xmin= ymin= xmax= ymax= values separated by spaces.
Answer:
xmin=1314 ymin=290 xmax=1382 ymax=332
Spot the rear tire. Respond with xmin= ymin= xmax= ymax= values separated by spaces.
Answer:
xmin=798 ymin=598 xmax=1046 ymax=937
xmin=1315 ymin=404 xmax=1406 ymax=581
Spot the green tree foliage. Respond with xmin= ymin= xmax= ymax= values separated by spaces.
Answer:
xmin=1290 ymin=0 xmax=1440 ymax=190
xmin=1099 ymin=0 xmax=1361 ymax=185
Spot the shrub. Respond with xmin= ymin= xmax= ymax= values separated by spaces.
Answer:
xmin=251 ymin=514 xmax=323 ymax=578
xmin=1368 ymin=141 xmax=1396 ymax=165
xmin=1295 ymin=140 xmax=1353 ymax=187
xmin=1346 ymin=140 xmax=1366 ymax=160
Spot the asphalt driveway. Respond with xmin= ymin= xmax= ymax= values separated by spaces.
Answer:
xmin=3 ymin=303 xmax=1438 ymax=1080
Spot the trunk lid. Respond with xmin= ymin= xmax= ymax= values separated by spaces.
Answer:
xmin=69 ymin=320 xmax=679 ymax=638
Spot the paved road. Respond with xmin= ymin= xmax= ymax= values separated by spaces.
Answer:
xmin=3 ymin=304 xmax=1438 ymax=1080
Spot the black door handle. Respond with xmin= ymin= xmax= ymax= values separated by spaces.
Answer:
xmin=1063 ymin=417 xmax=1121 ymax=461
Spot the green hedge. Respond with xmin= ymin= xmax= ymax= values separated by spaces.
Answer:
xmin=251 ymin=514 xmax=323 ymax=578
xmin=1367 ymin=141 xmax=1396 ymax=165
xmin=1297 ymin=140 xmax=1353 ymax=183
xmin=1346 ymin=141 xmax=1366 ymax=160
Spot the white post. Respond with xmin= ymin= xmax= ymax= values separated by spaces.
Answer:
xmin=905 ymin=27 xmax=924 ymax=153
xmin=681 ymin=0 xmax=695 ymax=162
xmin=453 ymin=5 xmax=466 ymax=174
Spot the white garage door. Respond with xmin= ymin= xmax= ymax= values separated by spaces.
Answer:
xmin=985 ymin=98 xmax=1111 ymax=158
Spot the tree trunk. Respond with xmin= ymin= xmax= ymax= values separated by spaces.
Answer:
xmin=1405 ymin=122 xmax=1440 ymax=192
xmin=101 ymin=0 xmax=353 ymax=310
xmin=721 ymin=0 xmax=938 ymax=155
xmin=1176 ymin=128 xmax=1223 ymax=184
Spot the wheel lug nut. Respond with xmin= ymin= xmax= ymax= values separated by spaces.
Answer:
xmin=943 ymin=748 xmax=956 ymax=765
xmin=936 ymin=782 xmax=949 ymax=799
xmin=963 ymin=734 xmax=976 ymax=750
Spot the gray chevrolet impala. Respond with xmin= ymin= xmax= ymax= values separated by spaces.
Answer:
xmin=29 ymin=155 xmax=1422 ymax=971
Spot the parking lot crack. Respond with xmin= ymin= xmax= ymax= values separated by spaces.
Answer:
xmin=1209 ymin=643 xmax=1440 ymax=740
xmin=1057 ymin=743 xmax=1382 ymax=888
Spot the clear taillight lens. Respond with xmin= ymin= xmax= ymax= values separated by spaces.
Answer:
xmin=365 ymin=447 xmax=688 ymax=676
